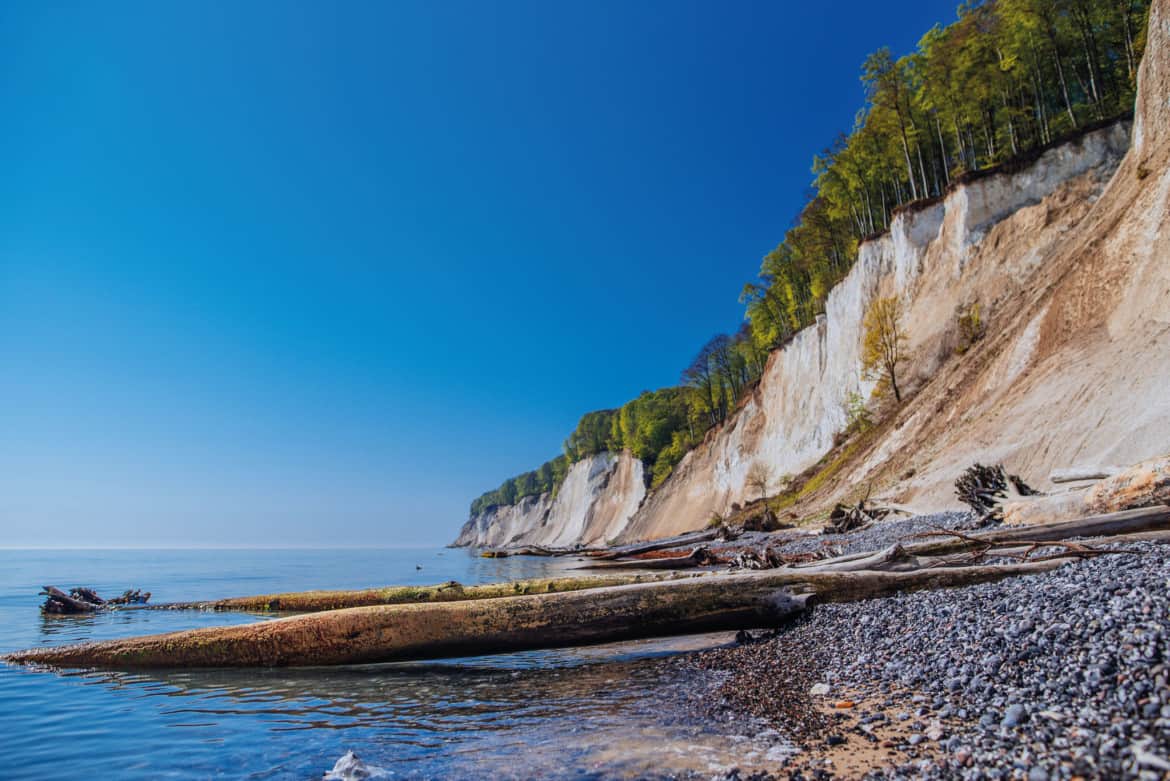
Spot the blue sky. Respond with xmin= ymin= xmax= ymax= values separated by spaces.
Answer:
xmin=0 ymin=1 xmax=956 ymax=547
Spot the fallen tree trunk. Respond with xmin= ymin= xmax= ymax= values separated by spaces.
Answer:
xmin=155 ymin=574 xmax=676 ymax=612
xmin=589 ymin=526 xmax=737 ymax=560
xmin=1051 ymin=466 xmax=1122 ymax=483
xmin=782 ymin=505 xmax=1170 ymax=574
xmin=577 ymin=546 xmax=715 ymax=571
xmin=907 ymin=505 xmax=1170 ymax=556
xmin=480 ymin=545 xmax=601 ymax=558
xmin=779 ymin=544 xmax=919 ymax=574
xmin=4 ymin=559 xmax=1067 ymax=670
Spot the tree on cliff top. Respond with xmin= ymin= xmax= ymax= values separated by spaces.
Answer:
xmin=862 ymin=296 xmax=908 ymax=403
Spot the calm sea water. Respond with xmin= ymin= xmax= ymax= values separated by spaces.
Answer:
xmin=0 ymin=548 xmax=792 ymax=780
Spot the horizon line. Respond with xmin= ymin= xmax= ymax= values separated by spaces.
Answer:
xmin=0 ymin=544 xmax=454 ymax=551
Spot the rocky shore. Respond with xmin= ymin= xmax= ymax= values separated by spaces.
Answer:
xmin=681 ymin=514 xmax=1170 ymax=780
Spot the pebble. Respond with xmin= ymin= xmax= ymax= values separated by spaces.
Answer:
xmin=683 ymin=514 xmax=1170 ymax=780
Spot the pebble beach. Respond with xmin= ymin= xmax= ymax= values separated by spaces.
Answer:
xmin=683 ymin=513 xmax=1170 ymax=780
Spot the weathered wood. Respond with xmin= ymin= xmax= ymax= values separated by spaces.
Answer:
xmin=955 ymin=462 xmax=1040 ymax=523
xmin=589 ymin=526 xmax=737 ymax=560
xmin=798 ymin=505 xmax=1170 ymax=574
xmin=480 ymin=545 xmax=600 ymax=558
xmin=1051 ymin=466 xmax=1122 ymax=483
xmin=40 ymin=586 xmax=100 ymax=615
xmin=783 ymin=544 xmax=918 ymax=574
xmin=5 ymin=559 xmax=1066 ymax=670
xmin=40 ymin=586 xmax=151 ymax=614
xmin=155 ymin=574 xmax=678 ymax=612
xmin=577 ymin=546 xmax=715 ymax=571
xmin=907 ymin=504 xmax=1170 ymax=556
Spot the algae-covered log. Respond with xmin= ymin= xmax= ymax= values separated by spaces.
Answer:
xmin=3 ymin=559 xmax=1065 ymax=670
xmin=159 ymin=574 xmax=676 ymax=613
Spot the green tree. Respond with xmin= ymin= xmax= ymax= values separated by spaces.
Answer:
xmin=862 ymin=297 xmax=908 ymax=403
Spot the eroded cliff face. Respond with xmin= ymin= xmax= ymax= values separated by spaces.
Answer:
xmin=618 ymin=121 xmax=1132 ymax=542
xmin=459 ymin=0 xmax=1170 ymax=549
xmin=453 ymin=451 xmax=645 ymax=548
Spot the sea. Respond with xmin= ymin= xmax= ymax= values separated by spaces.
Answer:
xmin=0 ymin=548 xmax=793 ymax=780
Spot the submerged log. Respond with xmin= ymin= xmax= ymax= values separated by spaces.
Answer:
xmin=5 ymin=559 xmax=1067 ymax=670
xmin=157 ymin=574 xmax=676 ymax=612
xmin=40 ymin=586 xmax=101 ymax=615
xmin=40 ymin=586 xmax=151 ymax=614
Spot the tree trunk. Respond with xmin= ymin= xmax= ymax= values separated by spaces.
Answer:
xmin=935 ymin=113 xmax=951 ymax=187
xmin=158 ymin=574 xmax=675 ymax=613
xmin=1051 ymin=38 xmax=1079 ymax=129
xmin=590 ymin=527 xmax=737 ymax=560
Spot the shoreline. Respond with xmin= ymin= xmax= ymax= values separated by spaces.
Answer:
xmin=680 ymin=524 xmax=1170 ymax=779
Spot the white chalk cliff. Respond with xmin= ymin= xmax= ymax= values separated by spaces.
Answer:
xmin=456 ymin=1 xmax=1170 ymax=547
xmin=454 ymin=451 xmax=644 ymax=548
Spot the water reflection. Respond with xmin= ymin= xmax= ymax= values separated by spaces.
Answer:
xmin=41 ymin=635 xmax=794 ymax=779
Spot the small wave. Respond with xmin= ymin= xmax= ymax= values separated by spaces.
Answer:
xmin=322 ymin=751 xmax=392 ymax=780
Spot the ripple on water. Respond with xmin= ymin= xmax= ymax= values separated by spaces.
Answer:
xmin=0 ymin=549 xmax=797 ymax=779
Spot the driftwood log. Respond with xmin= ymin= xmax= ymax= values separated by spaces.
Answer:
xmin=40 ymin=586 xmax=151 ymax=614
xmin=588 ymin=526 xmax=738 ymax=560
xmin=40 ymin=587 xmax=102 ymax=615
xmin=4 ymin=560 xmax=1067 ymax=670
xmin=156 ymin=574 xmax=677 ymax=612
xmin=1051 ymin=466 xmax=1123 ymax=484
xmin=480 ymin=545 xmax=602 ymax=558
xmin=577 ymin=546 xmax=716 ymax=571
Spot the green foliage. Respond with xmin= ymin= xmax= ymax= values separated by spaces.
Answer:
xmin=469 ymin=454 xmax=568 ymax=515
xmin=862 ymin=297 xmax=908 ymax=403
xmin=563 ymin=409 xmax=618 ymax=462
xmin=743 ymin=0 xmax=1149 ymax=356
xmin=956 ymin=302 xmax=986 ymax=354
xmin=845 ymin=390 xmax=873 ymax=434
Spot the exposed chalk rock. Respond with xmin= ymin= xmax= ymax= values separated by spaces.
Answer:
xmin=453 ymin=451 xmax=645 ymax=548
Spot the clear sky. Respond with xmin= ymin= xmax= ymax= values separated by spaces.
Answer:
xmin=1 ymin=1 xmax=957 ymax=547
